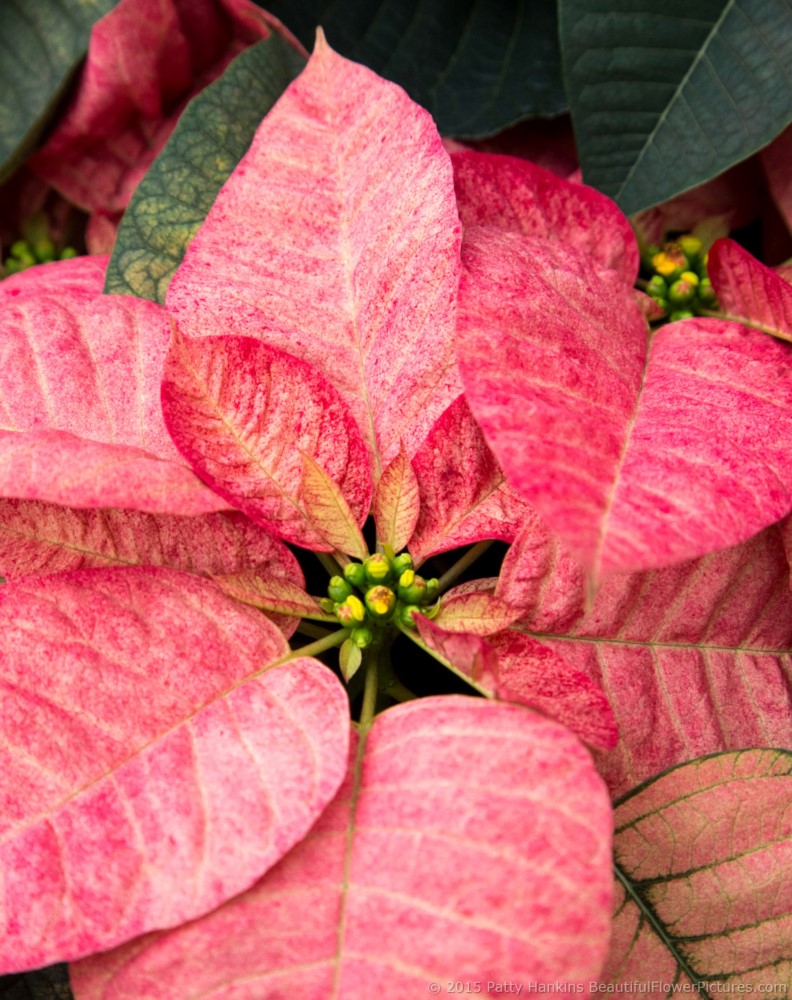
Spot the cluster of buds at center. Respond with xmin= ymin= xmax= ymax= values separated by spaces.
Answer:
xmin=642 ymin=235 xmax=718 ymax=322
xmin=320 ymin=552 xmax=439 ymax=647
xmin=2 ymin=212 xmax=77 ymax=277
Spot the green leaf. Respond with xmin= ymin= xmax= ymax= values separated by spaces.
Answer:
xmin=104 ymin=34 xmax=304 ymax=303
xmin=608 ymin=749 xmax=792 ymax=986
xmin=559 ymin=0 xmax=792 ymax=215
xmin=259 ymin=0 xmax=566 ymax=137
xmin=0 ymin=0 xmax=119 ymax=182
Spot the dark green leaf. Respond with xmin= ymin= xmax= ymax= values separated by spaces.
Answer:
xmin=0 ymin=0 xmax=119 ymax=182
xmin=560 ymin=0 xmax=792 ymax=215
xmin=0 ymin=965 xmax=72 ymax=1000
xmin=260 ymin=0 xmax=566 ymax=137
xmin=104 ymin=34 xmax=304 ymax=303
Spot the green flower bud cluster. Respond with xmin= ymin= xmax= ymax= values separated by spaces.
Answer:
xmin=3 ymin=212 xmax=79 ymax=277
xmin=320 ymin=552 xmax=439 ymax=645
xmin=643 ymin=236 xmax=718 ymax=322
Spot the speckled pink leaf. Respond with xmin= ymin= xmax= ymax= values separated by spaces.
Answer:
xmin=0 ymin=256 xmax=108 ymax=301
xmin=458 ymin=228 xmax=792 ymax=577
xmin=452 ymin=150 xmax=639 ymax=283
xmin=432 ymin=590 xmax=521 ymax=636
xmin=0 ymin=277 xmax=223 ymax=514
xmin=0 ymin=567 xmax=349 ymax=973
xmin=161 ymin=331 xmax=371 ymax=551
xmin=166 ymin=35 xmax=462 ymax=472
xmin=372 ymin=443 xmax=420 ymax=553
xmin=30 ymin=0 xmax=269 ymax=213
xmin=709 ymin=237 xmax=792 ymax=343
xmin=0 ymin=431 xmax=224 ymax=515
xmin=71 ymin=698 xmax=613 ymax=997
xmin=410 ymin=395 xmax=529 ymax=565
xmin=299 ymin=452 xmax=368 ymax=559
xmin=603 ymin=750 xmax=792 ymax=986
xmin=508 ymin=516 xmax=792 ymax=799
xmin=0 ymin=501 xmax=300 ymax=584
xmin=214 ymin=571 xmax=334 ymax=622
xmin=416 ymin=615 xmax=616 ymax=750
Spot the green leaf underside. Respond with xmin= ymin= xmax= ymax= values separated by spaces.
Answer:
xmin=612 ymin=749 xmax=792 ymax=985
xmin=560 ymin=0 xmax=792 ymax=215
xmin=104 ymin=35 xmax=305 ymax=302
xmin=0 ymin=0 xmax=119 ymax=182
xmin=259 ymin=0 xmax=566 ymax=137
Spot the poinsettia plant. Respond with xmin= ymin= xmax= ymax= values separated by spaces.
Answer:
xmin=2 ymin=2 xmax=792 ymax=997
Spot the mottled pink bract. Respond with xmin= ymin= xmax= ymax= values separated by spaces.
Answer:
xmin=30 ymin=0 xmax=270 ymax=214
xmin=166 ymin=34 xmax=462 ymax=472
xmin=0 ymin=568 xmax=350 ymax=972
xmin=452 ymin=149 xmax=639 ymax=283
xmin=161 ymin=331 xmax=372 ymax=551
xmin=457 ymin=227 xmax=792 ymax=577
xmin=71 ymin=699 xmax=613 ymax=997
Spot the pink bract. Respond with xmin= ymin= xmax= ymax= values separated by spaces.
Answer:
xmin=0 ymin=568 xmax=349 ymax=971
xmin=166 ymin=32 xmax=462 ymax=472
xmin=71 ymin=699 xmax=613 ymax=996
xmin=29 ymin=0 xmax=271 ymax=215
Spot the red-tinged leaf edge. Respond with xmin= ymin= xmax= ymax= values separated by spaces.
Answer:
xmin=415 ymin=614 xmax=617 ymax=750
xmin=161 ymin=329 xmax=372 ymax=551
xmin=452 ymin=149 xmax=639 ymax=284
xmin=708 ymin=237 xmax=792 ymax=344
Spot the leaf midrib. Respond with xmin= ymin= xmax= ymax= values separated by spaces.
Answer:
xmin=520 ymin=628 xmax=790 ymax=656
xmin=614 ymin=0 xmax=736 ymax=202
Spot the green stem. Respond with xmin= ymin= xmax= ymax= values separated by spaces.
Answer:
xmin=437 ymin=539 xmax=495 ymax=593
xmin=358 ymin=646 xmax=379 ymax=730
xmin=699 ymin=309 xmax=791 ymax=343
xmin=316 ymin=551 xmax=344 ymax=577
xmin=272 ymin=627 xmax=349 ymax=667
xmin=295 ymin=620 xmax=334 ymax=640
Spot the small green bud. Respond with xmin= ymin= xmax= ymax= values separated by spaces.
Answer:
xmin=646 ymin=275 xmax=667 ymax=298
xmin=364 ymin=553 xmax=392 ymax=583
xmin=336 ymin=594 xmax=367 ymax=625
xmin=697 ymin=278 xmax=717 ymax=306
xmin=668 ymin=278 xmax=696 ymax=306
xmin=32 ymin=238 xmax=56 ymax=263
xmin=392 ymin=552 xmax=413 ymax=575
xmin=343 ymin=561 xmax=367 ymax=588
xmin=10 ymin=240 xmax=31 ymax=260
xmin=364 ymin=585 xmax=396 ymax=620
xmin=651 ymin=298 xmax=669 ymax=316
xmin=424 ymin=578 xmax=439 ymax=603
xmin=351 ymin=626 xmax=373 ymax=648
xmin=398 ymin=574 xmax=427 ymax=605
xmin=677 ymin=235 xmax=702 ymax=260
xmin=669 ymin=309 xmax=695 ymax=322
xmin=4 ymin=258 xmax=23 ymax=275
xmin=398 ymin=604 xmax=421 ymax=629
xmin=59 ymin=247 xmax=78 ymax=260
xmin=327 ymin=575 xmax=353 ymax=603
xmin=679 ymin=270 xmax=699 ymax=287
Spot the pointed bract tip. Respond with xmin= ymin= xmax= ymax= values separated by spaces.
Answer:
xmin=314 ymin=26 xmax=329 ymax=53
